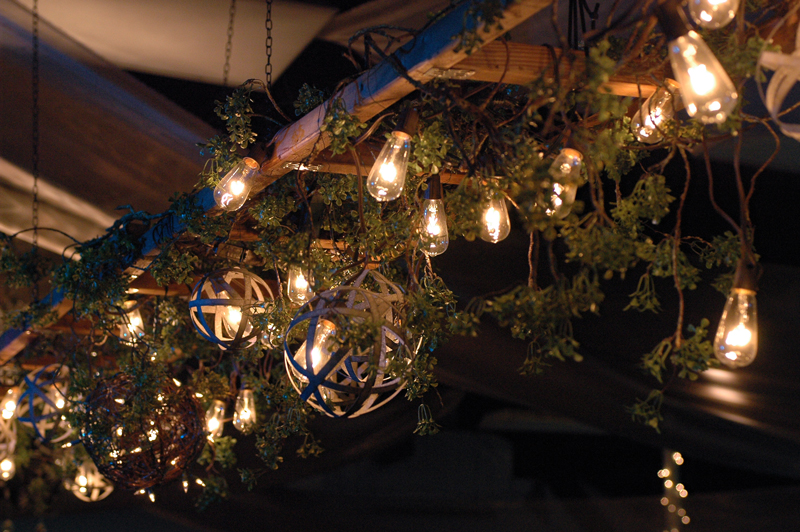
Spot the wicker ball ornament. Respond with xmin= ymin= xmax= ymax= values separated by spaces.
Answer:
xmin=16 ymin=365 xmax=74 ymax=444
xmin=80 ymin=374 xmax=205 ymax=491
xmin=284 ymin=269 xmax=410 ymax=418
xmin=189 ymin=268 xmax=275 ymax=350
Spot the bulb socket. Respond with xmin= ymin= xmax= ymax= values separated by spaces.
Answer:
xmin=656 ymin=0 xmax=691 ymax=41
xmin=395 ymin=107 xmax=420 ymax=137
xmin=425 ymin=175 xmax=442 ymax=200
xmin=732 ymin=257 xmax=758 ymax=292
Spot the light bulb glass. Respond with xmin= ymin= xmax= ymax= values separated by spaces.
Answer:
xmin=631 ymin=80 xmax=681 ymax=143
xmin=119 ymin=301 xmax=145 ymax=345
xmin=213 ymin=157 xmax=260 ymax=211
xmin=293 ymin=319 xmax=337 ymax=377
xmin=419 ymin=198 xmax=449 ymax=256
xmin=688 ymin=0 xmax=739 ymax=29
xmin=205 ymin=399 xmax=226 ymax=440
xmin=668 ymin=31 xmax=737 ymax=124
xmin=714 ymin=288 xmax=757 ymax=368
xmin=480 ymin=194 xmax=511 ymax=243
xmin=0 ymin=457 xmax=15 ymax=481
xmin=2 ymin=387 xmax=19 ymax=419
xmin=546 ymin=148 xmax=583 ymax=218
xmin=233 ymin=389 xmax=257 ymax=433
xmin=367 ymin=132 xmax=411 ymax=201
xmin=287 ymin=265 xmax=315 ymax=305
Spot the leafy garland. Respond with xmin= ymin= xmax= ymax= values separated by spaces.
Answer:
xmin=0 ymin=0 xmax=784 ymax=513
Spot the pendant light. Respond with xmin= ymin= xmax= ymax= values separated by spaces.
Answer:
xmin=657 ymin=0 xmax=737 ymax=124
xmin=714 ymin=257 xmax=758 ymax=368
xmin=631 ymin=79 xmax=681 ymax=143
xmin=214 ymin=157 xmax=261 ymax=211
xmin=419 ymin=175 xmax=449 ymax=256
xmin=367 ymin=108 xmax=419 ymax=202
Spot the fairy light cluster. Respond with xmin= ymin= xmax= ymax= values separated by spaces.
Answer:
xmin=659 ymin=451 xmax=691 ymax=531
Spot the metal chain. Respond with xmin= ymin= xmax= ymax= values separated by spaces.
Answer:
xmin=222 ymin=0 xmax=236 ymax=87
xmin=31 ymin=0 xmax=40 ymax=301
xmin=265 ymin=0 xmax=273 ymax=88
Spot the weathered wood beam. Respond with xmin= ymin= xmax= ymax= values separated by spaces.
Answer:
xmin=451 ymin=41 xmax=663 ymax=97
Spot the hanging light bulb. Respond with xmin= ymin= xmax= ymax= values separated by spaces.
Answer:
xmin=0 ymin=456 xmax=14 ymax=481
xmin=714 ymin=258 xmax=758 ymax=368
xmin=631 ymin=79 xmax=681 ymax=143
xmin=658 ymin=0 xmax=737 ymax=124
xmin=213 ymin=157 xmax=260 ymax=211
xmin=419 ymin=175 xmax=449 ymax=256
xmin=2 ymin=387 xmax=19 ymax=420
xmin=292 ymin=319 xmax=337 ymax=378
xmin=479 ymin=189 xmax=511 ymax=244
xmin=546 ymin=148 xmax=583 ymax=218
xmin=367 ymin=108 xmax=419 ymax=202
xmin=48 ymin=385 xmax=67 ymax=411
xmin=205 ymin=400 xmax=226 ymax=440
xmin=688 ymin=0 xmax=739 ymax=29
xmin=119 ymin=300 xmax=145 ymax=345
xmin=287 ymin=265 xmax=315 ymax=306
xmin=233 ymin=388 xmax=257 ymax=433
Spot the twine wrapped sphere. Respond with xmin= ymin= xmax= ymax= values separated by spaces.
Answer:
xmin=64 ymin=455 xmax=115 ymax=502
xmin=189 ymin=268 xmax=275 ymax=350
xmin=16 ymin=365 xmax=74 ymax=444
xmin=284 ymin=269 xmax=410 ymax=418
xmin=80 ymin=373 xmax=205 ymax=491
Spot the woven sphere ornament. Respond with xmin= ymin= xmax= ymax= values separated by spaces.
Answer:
xmin=16 ymin=365 xmax=74 ymax=444
xmin=80 ymin=373 xmax=205 ymax=491
xmin=64 ymin=455 xmax=114 ymax=502
xmin=283 ymin=269 xmax=410 ymax=418
xmin=189 ymin=268 xmax=275 ymax=350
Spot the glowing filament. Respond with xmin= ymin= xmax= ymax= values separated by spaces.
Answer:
xmin=687 ymin=64 xmax=715 ymax=96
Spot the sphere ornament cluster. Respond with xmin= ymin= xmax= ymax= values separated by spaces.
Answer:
xmin=80 ymin=373 xmax=205 ymax=491
xmin=16 ymin=365 xmax=74 ymax=444
xmin=189 ymin=268 xmax=276 ymax=350
xmin=284 ymin=269 xmax=411 ymax=418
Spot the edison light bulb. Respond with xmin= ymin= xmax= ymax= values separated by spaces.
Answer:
xmin=419 ymin=176 xmax=448 ymax=256
xmin=0 ymin=457 xmax=15 ymax=481
xmin=287 ymin=265 xmax=315 ymax=305
xmin=119 ymin=301 xmax=145 ymax=345
xmin=714 ymin=288 xmax=757 ymax=368
xmin=367 ymin=132 xmax=411 ymax=201
xmin=49 ymin=385 xmax=66 ymax=411
xmin=2 ymin=387 xmax=19 ymax=420
xmin=688 ymin=0 xmax=739 ymax=29
xmin=216 ymin=290 xmax=253 ymax=339
xmin=293 ymin=319 xmax=337 ymax=377
xmin=420 ymin=198 xmax=449 ymax=256
xmin=205 ymin=399 xmax=226 ymax=440
xmin=214 ymin=157 xmax=260 ymax=211
xmin=546 ymin=149 xmax=583 ymax=218
xmin=631 ymin=79 xmax=681 ymax=143
xmin=233 ymin=389 xmax=257 ymax=433
xmin=480 ymin=193 xmax=511 ymax=243
xmin=667 ymin=31 xmax=737 ymax=124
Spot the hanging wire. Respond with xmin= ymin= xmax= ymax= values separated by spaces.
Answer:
xmin=265 ymin=0 xmax=273 ymax=89
xmin=568 ymin=0 xmax=600 ymax=51
xmin=31 ymin=0 xmax=41 ymax=302
xmin=222 ymin=0 xmax=237 ymax=87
